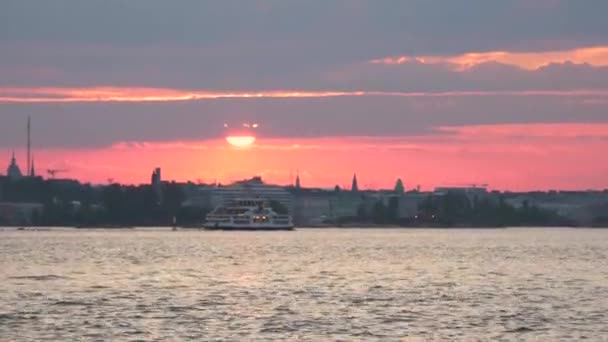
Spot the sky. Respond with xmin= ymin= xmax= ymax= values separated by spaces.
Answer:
xmin=1 ymin=0 xmax=608 ymax=191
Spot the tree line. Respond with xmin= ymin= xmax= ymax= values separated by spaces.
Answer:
xmin=0 ymin=177 xmax=203 ymax=227
xmin=341 ymin=191 xmax=570 ymax=227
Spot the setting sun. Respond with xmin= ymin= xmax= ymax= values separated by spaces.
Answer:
xmin=225 ymin=135 xmax=256 ymax=148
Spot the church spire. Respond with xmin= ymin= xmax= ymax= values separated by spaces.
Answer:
xmin=27 ymin=115 xmax=31 ymax=177
xmin=351 ymin=173 xmax=359 ymax=192
xmin=295 ymin=170 xmax=301 ymax=189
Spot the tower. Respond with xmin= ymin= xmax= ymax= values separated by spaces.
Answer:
xmin=351 ymin=173 xmax=359 ymax=192
xmin=30 ymin=157 xmax=36 ymax=177
xmin=295 ymin=170 xmax=301 ymax=189
xmin=151 ymin=167 xmax=163 ymax=206
xmin=27 ymin=116 xmax=31 ymax=177
xmin=394 ymin=178 xmax=404 ymax=194
xmin=151 ymin=167 xmax=161 ymax=186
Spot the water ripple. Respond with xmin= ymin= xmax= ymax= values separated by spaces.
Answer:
xmin=8 ymin=274 xmax=71 ymax=281
xmin=1 ymin=228 xmax=607 ymax=340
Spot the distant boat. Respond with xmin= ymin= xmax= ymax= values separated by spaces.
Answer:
xmin=204 ymin=198 xmax=294 ymax=231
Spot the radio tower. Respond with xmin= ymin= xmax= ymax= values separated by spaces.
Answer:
xmin=27 ymin=116 xmax=31 ymax=177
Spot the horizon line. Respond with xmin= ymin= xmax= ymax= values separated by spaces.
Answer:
xmin=4 ymin=174 xmax=606 ymax=193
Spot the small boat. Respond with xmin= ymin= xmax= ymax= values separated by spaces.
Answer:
xmin=204 ymin=198 xmax=294 ymax=231
xmin=172 ymin=216 xmax=177 ymax=231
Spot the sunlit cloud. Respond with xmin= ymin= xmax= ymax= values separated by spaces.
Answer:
xmin=111 ymin=141 xmax=210 ymax=150
xmin=437 ymin=123 xmax=608 ymax=139
xmin=370 ymin=46 xmax=608 ymax=71
xmin=109 ymin=123 xmax=608 ymax=154
xmin=582 ymin=98 xmax=608 ymax=105
xmin=0 ymin=87 xmax=364 ymax=103
xmin=3 ymin=86 xmax=608 ymax=103
xmin=109 ymin=137 xmax=426 ymax=153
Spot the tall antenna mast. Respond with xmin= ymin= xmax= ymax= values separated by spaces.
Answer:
xmin=27 ymin=115 xmax=31 ymax=176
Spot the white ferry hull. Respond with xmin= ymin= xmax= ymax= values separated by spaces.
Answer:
xmin=203 ymin=223 xmax=294 ymax=231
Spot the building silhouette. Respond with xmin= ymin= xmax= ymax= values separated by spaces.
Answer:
xmin=151 ymin=167 xmax=162 ymax=205
xmin=6 ymin=153 xmax=23 ymax=180
xmin=3 ymin=117 xmax=35 ymax=180
xmin=295 ymin=171 xmax=301 ymax=190
xmin=183 ymin=176 xmax=294 ymax=214
xmin=351 ymin=173 xmax=359 ymax=192
xmin=30 ymin=158 xmax=36 ymax=178
xmin=27 ymin=116 xmax=31 ymax=177
xmin=151 ymin=167 xmax=161 ymax=186
xmin=395 ymin=178 xmax=405 ymax=194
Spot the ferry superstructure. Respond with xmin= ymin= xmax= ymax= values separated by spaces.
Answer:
xmin=204 ymin=198 xmax=294 ymax=231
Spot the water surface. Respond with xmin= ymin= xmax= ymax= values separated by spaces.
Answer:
xmin=1 ymin=228 xmax=607 ymax=341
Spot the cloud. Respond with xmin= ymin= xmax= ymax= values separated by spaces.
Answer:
xmin=1 ymin=0 xmax=608 ymax=155
xmin=2 ymin=92 xmax=607 ymax=150
xmin=0 ymin=86 xmax=366 ymax=103
xmin=2 ymin=86 xmax=608 ymax=104
xmin=331 ymin=58 xmax=608 ymax=93
xmin=2 ymin=1 xmax=608 ymax=90
xmin=437 ymin=123 xmax=608 ymax=139
xmin=370 ymin=46 xmax=608 ymax=71
xmin=3 ymin=1 xmax=607 ymax=52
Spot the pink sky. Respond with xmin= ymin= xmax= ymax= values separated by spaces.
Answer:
xmin=7 ymin=123 xmax=607 ymax=191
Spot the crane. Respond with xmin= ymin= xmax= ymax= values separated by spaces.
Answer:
xmin=47 ymin=169 xmax=68 ymax=178
xmin=444 ymin=183 xmax=489 ymax=188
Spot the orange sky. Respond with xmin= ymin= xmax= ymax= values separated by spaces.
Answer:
xmin=7 ymin=123 xmax=608 ymax=191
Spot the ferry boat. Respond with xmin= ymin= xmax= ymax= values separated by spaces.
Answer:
xmin=204 ymin=198 xmax=294 ymax=231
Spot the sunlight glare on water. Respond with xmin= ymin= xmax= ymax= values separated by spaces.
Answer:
xmin=1 ymin=228 xmax=607 ymax=341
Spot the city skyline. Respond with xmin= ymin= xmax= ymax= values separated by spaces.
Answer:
xmin=1 ymin=1 xmax=608 ymax=190
xmin=3 ymin=131 xmax=607 ymax=192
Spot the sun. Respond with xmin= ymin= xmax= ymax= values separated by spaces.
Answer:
xmin=226 ymin=135 xmax=256 ymax=148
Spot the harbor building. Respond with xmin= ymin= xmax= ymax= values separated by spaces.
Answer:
xmin=183 ymin=176 xmax=294 ymax=214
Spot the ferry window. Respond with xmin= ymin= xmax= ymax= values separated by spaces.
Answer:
xmin=253 ymin=215 xmax=269 ymax=223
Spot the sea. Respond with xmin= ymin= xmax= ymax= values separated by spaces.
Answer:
xmin=1 ymin=228 xmax=607 ymax=341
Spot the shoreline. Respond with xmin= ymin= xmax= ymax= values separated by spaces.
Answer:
xmin=1 ymin=225 xmax=606 ymax=231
